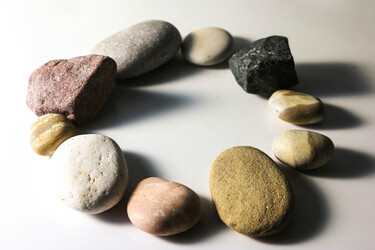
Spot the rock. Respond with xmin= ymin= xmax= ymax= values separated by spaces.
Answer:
xmin=30 ymin=114 xmax=76 ymax=156
xmin=229 ymin=36 xmax=298 ymax=97
xmin=26 ymin=55 xmax=117 ymax=125
xmin=209 ymin=146 xmax=293 ymax=237
xmin=92 ymin=20 xmax=182 ymax=79
xmin=181 ymin=27 xmax=233 ymax=66
xmin=52 ymin=134 xmax=128 ymax=214
xmin=269 ymin=90 xmax=325 ymax=125
xmin=127 ymin=177 xmax=204 ymax=236
xmin=273 ymin=130 xmax=335 ymax=170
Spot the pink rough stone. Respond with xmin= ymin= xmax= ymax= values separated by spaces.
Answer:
xmin=127 ymin=177 xmax=204 ymax=236
xmin=26 ymin=54 xmax=117 ymax=125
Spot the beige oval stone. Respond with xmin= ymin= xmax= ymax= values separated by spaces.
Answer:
xmin=30 ymin=114 xmax=76 ymax=156
xmin=182 ymin=27 xmax=233 ymax=66
xmin=127 ymin=177 xmax=204 ymax=236
xmin=268 ymin=90 xmax=325 ymax=125
xmin=52 ymin=134 xmax=128 ymax=214
xmin=273 ymin=130 xmax=335 ymax=170
xmin=209 ymin=146 xmax=294 ymax=237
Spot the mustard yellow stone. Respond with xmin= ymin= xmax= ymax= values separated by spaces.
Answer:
xmin=272 ymin=130 xmax=335 ymax=170
xmin=30 ymin=114 xmax=76 ymax=156
xmin=209 ymin=146 xmax=294 ymax=237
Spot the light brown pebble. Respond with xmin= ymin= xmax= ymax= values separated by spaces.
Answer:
xmin=127 ymin=177 xmax=204 ymax=236
xmin=273 ymin=130 xmax=335 ymax=170
xmin=182 ymin=27 xmax=233 ymax=66
xmin=30 ymin=114 xmax=76 ymax=156
xmin=268 ymin=90 xmax=325 ymax=125
xmin=209 ymin=146 xmax=294 ymax=237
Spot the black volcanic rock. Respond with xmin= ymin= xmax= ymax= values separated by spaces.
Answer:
xmin=229 ymin=36 xmax=298 ymax=97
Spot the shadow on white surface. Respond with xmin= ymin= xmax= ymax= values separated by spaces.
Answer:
xmin=162 ymin=196 xmax=227 ymax=244
xmin=94 ymin=151 xmax=159 ymax=224
xmin=77 ymin=86 xmax=195 ymax=131
xmin=117 ymin=55 xmax=203 ymax=87
xmin=301 ymin=103 xmax=363 ymax=130
xmin=259 ymin=165 xmax=329 ymax=244
xmin=305 ymin=147 xmax=375 ymax=179
xmin=294 ymin=63 xmax=373 ymax=97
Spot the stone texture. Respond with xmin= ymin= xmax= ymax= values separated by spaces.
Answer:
xmin=52 ymin=134 xmax=128 ymax=214
xmin=229 ymin=36 xmax=298 ymax=97
xmin=209 ymin=146 xmax=294 ymax=237
xmin=273 ymin=130 xmax=335 ymax=170
xmin=269 ymin=90 xmax=325 ymax=125
xmin=127 ymin=177 xmax=204 ymax=236
xmin=26 ymin=55 xmax=117 ymax=125
xmin=92 ymin=20 xmax=182 ymax=79
xmin=30 ymin=114 xmax=76 ymax=156
xmin=182 ymin=27 xmax=233 ymax=66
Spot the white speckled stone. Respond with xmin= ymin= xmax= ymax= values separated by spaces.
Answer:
xmin=273 ymin=130 xmax=335 ymax=170
xmin=268 ymin=90 xmax=325 ymax=125
xmin=92 ymin=20 xmax=181 ymax=79
xmin=127 ymin=177 xmax=204 ymax=236
xmin=182 ymin=27 xmax=233 ymax=66
xmin=52 ymin=134 xmax=128 ymax=214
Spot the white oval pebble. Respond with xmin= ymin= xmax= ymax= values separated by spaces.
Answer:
xmin=182 ymin=27 xmax=233 ymax=66
xmin=52 ymin=134 xmax=128 ymax=214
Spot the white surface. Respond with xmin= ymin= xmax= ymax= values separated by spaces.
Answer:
xmin=1 ymin=0 xmax=375 ymax=249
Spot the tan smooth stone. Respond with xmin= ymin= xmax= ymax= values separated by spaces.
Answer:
xmin=273 ymin=130 xmax=335 ymax=170
xmin=182 ymin=27 xmax=233 ymax=66
xmin=127 ymin=177 xmax=204 ymax=236
xmin=30 ymin=114 xmax=76 ymax=156
xmin=268 ymin=90 xmax=325 ymax=125
xmin=209 ymin=146 xmax=294 ymax=237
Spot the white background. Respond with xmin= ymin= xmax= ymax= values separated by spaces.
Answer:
xmin=1 ymin=0 xmax=375 ymax=249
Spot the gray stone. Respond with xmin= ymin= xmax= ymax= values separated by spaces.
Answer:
xmin=92 ymin=20 xmax=182 ymax=79
xmin=229 ymin=36 xmax=298 ymax=97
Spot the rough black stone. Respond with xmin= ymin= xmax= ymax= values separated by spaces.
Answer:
xmin=229 ymin=36 xmax=298 ymax=97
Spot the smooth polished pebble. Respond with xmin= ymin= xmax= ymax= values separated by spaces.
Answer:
xmin=209 ymin=146 xmax=294 ymax=237
xmin=30 ymin=114 xmax=76 ymax=156
xmin=127 ymin=177 xmax=204 ymax=236
xmin=52 ymin=134 xmax=128 ymax=214
xmin=182 ymin=27 xmax=233 ymax=66
xmin=92 ymin=20 xmax=182 ymax=79
xmin=269 ymin=90 xmax=325 ymax=125
xmin=273 ymin=130 xmax=335 ymax=170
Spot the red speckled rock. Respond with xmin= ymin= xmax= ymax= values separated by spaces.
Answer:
xmin=127 ymin=177 xmax=204 ymax=236
xmin=26 ymin=55 xmax=116 ymax=125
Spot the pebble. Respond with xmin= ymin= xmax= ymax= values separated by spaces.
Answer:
xmin=30 ymin=114 xmax=76 ymax=156
xmin=181 ymin=27 xmax=233 ymax=66
xmin=127 ymin=177 xmax=204 ymax=236
xmin=269 ymin=90 xmax=325 ymax=125
xmin=27 ymin=55 xmax=117 ymax=125
xmin=273 ymin=130 xmax=335 ymax=170
xmin=209 ymin=146 xmax=293 ymax=237
xmin=229 ymin=36 xmax=298 ymax=97
xmin=52 ymin=134 xmax=128 ymax=214
xmin=92 ymin=20 xmax=182 ymax=79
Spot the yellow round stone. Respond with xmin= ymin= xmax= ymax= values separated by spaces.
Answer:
xmin=30 ymin=114 xmax=76 ymax=156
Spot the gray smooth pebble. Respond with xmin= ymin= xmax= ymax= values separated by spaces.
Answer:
xmin=92 ymin=20 xmax=182 ymax=79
